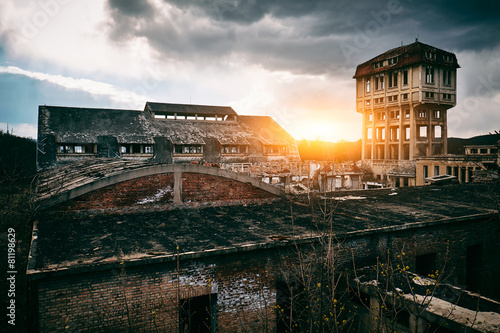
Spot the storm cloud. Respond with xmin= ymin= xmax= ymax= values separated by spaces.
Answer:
xmin=104 ymin=0 xmax=500 ymax=76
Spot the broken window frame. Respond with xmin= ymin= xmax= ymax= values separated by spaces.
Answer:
xmin=174 ymin=144 xmax=204 ymax=155
xmin=179 ymin=293 xmax=217 ymax=333
xmin=221 ymin=145 xmax=248 ymax=155
xmin=425 ymin=66 xmax=434 ymax=84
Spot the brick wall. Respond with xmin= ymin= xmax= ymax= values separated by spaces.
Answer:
xmin=31 ymin=215 xmax=500 ymax=332
xmin=182 ymin=173 xmax=276 ymax=203
xmin=54 ymin=172 xmax=276 ymax=212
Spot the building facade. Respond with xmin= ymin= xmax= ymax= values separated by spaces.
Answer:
xmin=354 ymin=40 xmax=460 ymax=183
xmin=37 ymin=102 xmax=300 ymax=169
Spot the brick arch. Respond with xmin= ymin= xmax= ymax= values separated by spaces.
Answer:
xmin=43 ymin=164 xmax=284 ymax=210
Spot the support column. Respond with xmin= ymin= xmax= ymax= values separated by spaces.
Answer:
xmin=174 ymin=171 xmax=182 ymax=204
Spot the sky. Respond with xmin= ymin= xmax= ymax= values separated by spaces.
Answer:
xmin=0 ymin=0 xmax=499 ymax=142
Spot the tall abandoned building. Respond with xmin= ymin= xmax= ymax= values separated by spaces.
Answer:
xmin=354 ymin=40 xmax=460 ymax=186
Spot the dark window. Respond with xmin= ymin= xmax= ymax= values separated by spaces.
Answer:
xmin=480 ymin=148 xmax=488 ymax=154
xmin=434 ymin=166 xmax=439 ymax=176
xmin=466 ymin=244 xmax=482 ymax=292
xmin=416 ymin=253 xmax=436 ymax=277
xmin=403 ymin=69 xmax=408 ymax=85
xmin=179 ymin=294 xmax=217 ymax=333
xmin=423 ymin=165 xmax=428 ymax=179
xmin=425 ymin=66 xmax=434 ymax=84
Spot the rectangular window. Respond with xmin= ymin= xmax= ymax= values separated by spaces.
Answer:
xmin=419 ymin=126 xmax=427 ymax=138
xmin=121 ymin=146 xmax=127 ymax=154
xmin=375 ymin=74 xmax=384 ymax=90
xmin=416 ymin=253 xmax=437 ymax=277
xmin=405 ymin=110 xmax=410 ymax=118
xmin=366 ymin=79 xmax=370 ymax=92
xmin=74 ymin=146 xmax=83 ymax=153
xmin=175 ymin=145 xmax=203 ymax=154
xmin=443 ymin=70 xmax=452 ymax=85
xmin=368 ymin=114 xmax=373 ymax=121
xmin=470 ymin=148 xmax=478 ymax=154
xmin=388 ymin=71 xmax=398 ymax=88
xmin=425 ymin=66 xmax=434 ymax=84
xmin=425 ymin=92 xmax=435 ymax=99
xmin=180 ymin=294 xmax=217 ymax=333
xmin=446 ymin=166 xmax=452 ymax=175
xmin=367 ymin=128 xmax=373 ymax=140
xmin=403 ymin=69 xmax=408 ymax=85
xmin=418 ymin=111 xmax=427 ymax=118
xmin=423 ymin=165 xmax=428 ymax=179
xmin=480 ymin=148 xmax=488 ymax=154
xmin=402 ymin=93 xmax=408 ymax=101
xmin=466 ymin=245 xmax=482 ymax=292
xmin=425 ymin=51 xmax=436 ymax=60
xmin=145 ymin=146 xmax=152 ymax=154
xmin=434 ymin=125 xmax=442 ymax=139
xmin=434 ymin=110 xmax=441 ymax=118
xmin=434 ymin=165 xmax=440 ymax=176
xmin=405 ymin=127 xmax=410 ymax=140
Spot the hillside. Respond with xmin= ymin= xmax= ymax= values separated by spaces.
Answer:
xmin=447 ymin=133 xmax=500 ymax=155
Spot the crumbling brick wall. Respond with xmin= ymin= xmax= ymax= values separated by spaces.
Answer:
xmin=30 ymin=215 xmax=500 ymax=332
xmin=53 ymin=172 xmax=276 ymax=212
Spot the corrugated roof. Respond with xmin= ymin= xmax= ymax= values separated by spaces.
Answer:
xmin=146 ymin=102 xmax=237 ymax=116
xmin=353 ymin=41 xmax=460 ymax=78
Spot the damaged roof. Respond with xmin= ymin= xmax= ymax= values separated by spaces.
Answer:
xmin=353 ymin=41 xmax=460 ymax=78
xmin=38 ymin=104 xmax=297 ymax=147
xmin=38 ymin=105 xmax=152 ymax=144
xmin=239 ymin=115 xmax=297 ymax=146
xmin=29 ymin=183 xmax=499 ymax=275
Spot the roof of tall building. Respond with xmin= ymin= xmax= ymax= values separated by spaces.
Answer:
xmin=353 ymin=40 xmax=460 ymax=78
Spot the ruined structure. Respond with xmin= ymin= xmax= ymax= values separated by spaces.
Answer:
xmin=416 ymin=136 xmax=500 ymax=185
xmin=37 ymin=102 xmax=300 ymax=169
xmin=354 ymin=40 xmax=460 ymax=186
xmin=29 ymin=177 xmax=500 ymax=332
xmin=29 ymin=98 xmax=500 ymax=331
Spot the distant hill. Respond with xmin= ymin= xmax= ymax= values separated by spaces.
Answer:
xmin=447 ymin=134 xmax=500 ymax=155
xmin=0 ymin=131 xmax=37 ymax=186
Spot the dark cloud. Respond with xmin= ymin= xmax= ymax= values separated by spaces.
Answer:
xmin=104 ymin=0 xmax=500 ymax=75
xmin=108 ymin=0 xmax=154 ymax=16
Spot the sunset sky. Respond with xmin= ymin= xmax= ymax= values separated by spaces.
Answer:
xmin=1 ymin=0 xmax=499 ymax=142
